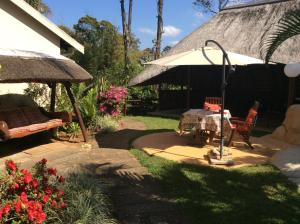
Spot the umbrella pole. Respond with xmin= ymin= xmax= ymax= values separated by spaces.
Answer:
xmin=220 ymin=55 xmax=226 ymax=159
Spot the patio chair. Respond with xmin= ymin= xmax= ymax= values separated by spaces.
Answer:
xmin=227 ymin=101 xmax=260 ymax=149
xmin=203 ymin=97 xmax=221 ymax=111
xmin=205 ymin=97 xmax=222 ymax=105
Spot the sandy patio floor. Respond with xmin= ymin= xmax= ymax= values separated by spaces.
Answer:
xmin=132 ymin=131 xmax=292 ymax=168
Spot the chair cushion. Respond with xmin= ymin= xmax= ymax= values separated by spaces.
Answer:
xmin=21 ymin=107 xmax=49 ymax=124
xmin=203 ymin=102 xmax=221 ymax=112
xmin=0 ymin=108 xmax=30 ymax=129
xmin=245 ymin=108 xmax=258 ymax=125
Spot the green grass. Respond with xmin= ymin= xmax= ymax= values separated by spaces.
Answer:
xmin=129 ymin=116 xmax=300 ymax=224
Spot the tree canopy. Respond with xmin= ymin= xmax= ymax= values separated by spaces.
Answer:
xmin=24 ymin=0 xmax=51 ymax=15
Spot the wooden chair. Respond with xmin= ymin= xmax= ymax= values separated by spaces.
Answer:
xmin=204 ymin=97 xmax=221 ymax=106
xmin=227 ymin=101 xmax=260 ymax=149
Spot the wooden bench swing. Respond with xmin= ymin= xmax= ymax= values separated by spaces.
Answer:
xmin=0 ymin=53 xmax=92 ymax=142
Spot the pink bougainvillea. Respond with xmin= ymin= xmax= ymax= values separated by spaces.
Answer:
xmin=97 ymin=86 xmax=128 ymax=117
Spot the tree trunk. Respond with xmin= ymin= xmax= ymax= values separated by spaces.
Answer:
xmin=120 ymin=0 xmax=130 ymax=77
xmin=128 ymin=0 xmax=133 ymax=38
xmin=155 ymin=0 xmax=164 ymax=59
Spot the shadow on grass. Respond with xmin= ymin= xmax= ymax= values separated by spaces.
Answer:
xmin=95 ymin=128 xmax=174 ymax=149
xmin=131 ymin=148 xmax=300 ymax=224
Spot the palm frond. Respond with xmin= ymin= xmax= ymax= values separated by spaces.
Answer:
xmin=261 ymin=10 xmax=300 ymax=63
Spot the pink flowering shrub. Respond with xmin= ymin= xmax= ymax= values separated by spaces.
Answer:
xmin=0 ymin=159 xmax=66 ymax=224
xmin=97 ymin=86 xmax=128 ymax=117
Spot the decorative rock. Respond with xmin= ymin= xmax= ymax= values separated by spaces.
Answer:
xmin=272 ymin=104 xmax=300 ymax=144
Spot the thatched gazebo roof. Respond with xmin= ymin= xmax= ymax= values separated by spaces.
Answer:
xmin=0 ymin=49 xmax=92 ymax=83
xmin=130 ymin=0 xmax=300 ymax=86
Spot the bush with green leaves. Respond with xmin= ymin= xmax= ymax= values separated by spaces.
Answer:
xmin=91 ymin=115 xmax=119 ymax=133
xmin=49 ymin=173 xmax=117 ymax=224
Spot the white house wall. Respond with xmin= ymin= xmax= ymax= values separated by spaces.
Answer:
xmin=0 ymin=83 xmax=28 ymax=95
xmin=0 ymin=1 xmax=61 ymax=95
xmin=0 ymin=0 xmax=60 ymax=55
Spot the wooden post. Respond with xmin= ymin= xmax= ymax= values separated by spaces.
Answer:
xmin=287 ymin=77 xmax=296 ymax=107
xmin=64 ymin=82 xmax=88 ymax=142
xmin=50 ymin=83 xmax=56 ymax=113
xmin=49 ymin=83 xmax=57 ymax=137
xmin=158 ymin=84 xmax=162 ymax=111
xmin=186 ymin=67 xmax=191 ymax=109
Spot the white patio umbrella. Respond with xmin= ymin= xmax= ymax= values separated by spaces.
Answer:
xmin=145 ymin=42 xmax=264 ymax=161
xmin=145 ymin=47 xmax=264 ymax=66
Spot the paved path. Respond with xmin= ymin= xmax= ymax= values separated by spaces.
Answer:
xmin=0 ymin=117 xmax=188 ymax=224
xmin=271 ymin=146 xmax=300 ymax=189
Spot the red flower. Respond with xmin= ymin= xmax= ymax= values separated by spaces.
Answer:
xmin=13 ymin=200 xmax=22 ymax=213
xmin=0 ymin=209 xmax=2 ymax=219
xmin=20 ymin=192 xmax=28 ymax=203
xmin=21 ymin=169 xmax=33 ymax=184
xmin=6 ymin=160 xmax=17 ymax=171
xmin=59 ymin=201 xmax=67 ymax=209
xmin=51 ymin=200 xmax=58 ymax=208
xmin=26 ymin=201 xmax=46 ymax=224
xmin=40 ymin=158 xmax=47 ymax=165
xmin=42 ymin=195 xmax=49 ymax=204
xmin=47 ymin=168 xmax=57 ymax=176
xmin=2 ymin=204 xmax=11 ymax=216
xmin=32 ymin=179 xmax=39 ymax=189
xmin=56 ymin=190 xmax=64 ymax=197
xmin=58 ymin=175 xmax=65 ymax=183
xmin=44 ymin=186 xmax=53 ymax=195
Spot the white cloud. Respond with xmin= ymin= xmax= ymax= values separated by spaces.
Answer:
xmin=163 ymin=25 xmax=181 ymax=37
xmin=138 ymin=27 xmax=155 ymax=35
xmin=170 ymin=40 xmax=179 ymax=46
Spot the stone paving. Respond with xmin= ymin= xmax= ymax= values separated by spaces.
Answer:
xmin=0 ymin=118 xmax=188 ymax=224
xmin=271 ymin=146 xmax=300 ymax=188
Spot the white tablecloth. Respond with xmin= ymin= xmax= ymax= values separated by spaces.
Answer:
xmin=179 ymin=109 xmax=232 ymax=135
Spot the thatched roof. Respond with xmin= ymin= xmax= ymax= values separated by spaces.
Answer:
xmin=0 ymin=49 xmax=92 ymax=83
xmin=130 ymin=0 xmax=300 ymax=86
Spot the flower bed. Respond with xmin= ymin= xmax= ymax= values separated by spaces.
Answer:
xmin=0 ymin=159 xmax=65 ymax=224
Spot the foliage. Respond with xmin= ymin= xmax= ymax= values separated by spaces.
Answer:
xmin=127 ymin=87 xmax=158 ymax=113
xmin=261 ymin=10 xmax=300 ymax=63
xmin=52 ymin=173 xmax=117 ymax=224
xmin=129 ymin=116 xmax=300 ymax=224
xmin=97 ymin=86 xmax=128 ymax=117
xmin=24 ymin=83 xmax=50 ymax=107
xmin=61 ymin=123 xmax=81 ymax=140
xmin=90 ymin=115 xmax=119 ymax=133
xmin=24 ymin=0 xmax=51 ymax=15
xmin=0 ymin=159 xmax=66 ymax=224
xmin=193 ymin=0 xmax=245 ymax=14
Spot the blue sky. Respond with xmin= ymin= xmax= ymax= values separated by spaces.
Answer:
xmin=43 ymin=0 xmax=212 ymax=50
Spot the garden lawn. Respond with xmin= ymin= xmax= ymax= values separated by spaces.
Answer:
xmin=130 ymin=116 xmax=300 ymax=224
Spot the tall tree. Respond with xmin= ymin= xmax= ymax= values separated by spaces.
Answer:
xmin=128 ymin=0 xmax=133 ymax=37
xmin=24 ymin=0 xmax=51 ymax=15
xmin=155 ymin=0 xmax=164 ymax=59
xmin=120 ymin=0 xmax=130 ymax=76
xmin=193 ymin=0 xmax=243 ymax=14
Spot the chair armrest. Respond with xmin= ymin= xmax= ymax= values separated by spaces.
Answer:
xmin=39 ymin=108 xmax=72 ymax=123
xmin=0 ymin=121 xmax=9 ymax=141
xmin=230 ymin=117 xmax=243 ymax=121
xmin=48 ymin=112 xmax=72 ymax=123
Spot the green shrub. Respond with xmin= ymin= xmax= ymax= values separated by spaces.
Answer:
xmin=91 ymin=115 xmax=119 ymax=133
xmin=48 ymin=173 xmax=117 ymax=224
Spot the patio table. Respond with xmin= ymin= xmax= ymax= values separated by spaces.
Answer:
xmin=179 ymin=109 xmax=233 ymax=143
